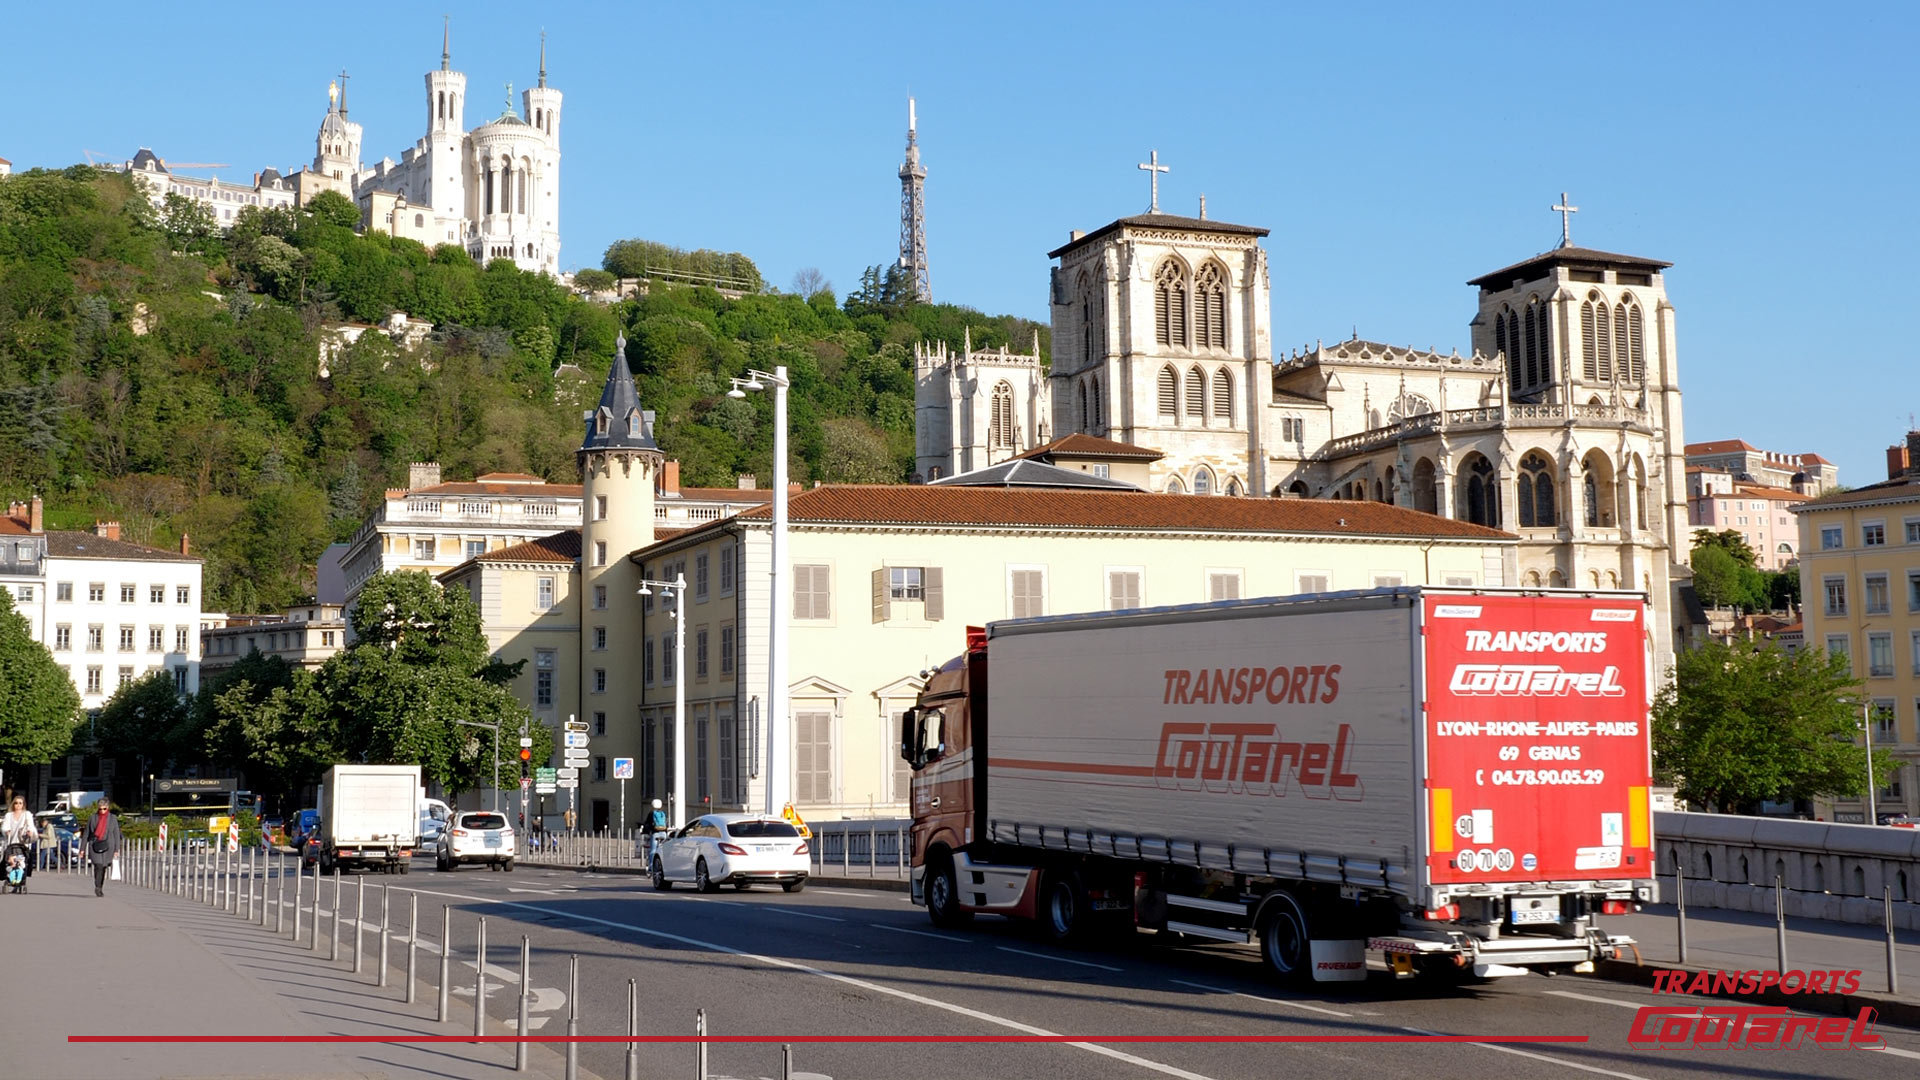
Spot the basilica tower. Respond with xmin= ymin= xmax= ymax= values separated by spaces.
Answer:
xmin=521 ymin=34 xmax=563 ymax=273
xmin=422 ymin=18 xmax=468 ymax=232
xmin=312 ymin=75 xmax=363 ymax=182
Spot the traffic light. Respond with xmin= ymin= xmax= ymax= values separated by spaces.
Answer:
xmin=519 ymin=745 xmax=532 ymax=779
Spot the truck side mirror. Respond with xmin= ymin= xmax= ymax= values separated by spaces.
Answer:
xmin=899 ymin=708 xmax=918 ymax=766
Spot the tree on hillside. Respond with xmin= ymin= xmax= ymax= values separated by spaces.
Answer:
xmin=1692 ymin=528 xmax=1757 ymax=566
xmin=95 ymin=670 xmax=188 ymax=787
xmin=304 ymin=190 xmax=362 ymax=231
xmin=1652 ymin=639 xmax=1892 ymax=813
xmin=1689 ymin=529 xmax=1768 ymax=611
xmin=0 ymin=589 xmax=78 ymax=766
xmin=790 ymin=267 xmax=831 ymax=298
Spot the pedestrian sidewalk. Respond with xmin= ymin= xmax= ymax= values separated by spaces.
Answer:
xmin=1 ymin=864 xmax=589 ymax=1080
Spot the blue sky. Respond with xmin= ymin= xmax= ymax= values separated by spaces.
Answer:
xmin=6 ymin=2 xmax=1916 ymax=484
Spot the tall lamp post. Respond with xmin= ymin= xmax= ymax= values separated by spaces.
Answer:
xmin=638 ymin=572 xmax=688 ymax=829
xmin=1863 ymin=700 xmax=1879 ymax=825
xmin=728 ymin=367 xmax=791 ymax=816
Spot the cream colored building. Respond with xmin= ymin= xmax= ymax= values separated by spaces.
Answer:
xmin=199 ymin=603 xmax=346 ymax=681
xmin=1005 ymin=432 xmax=1162 ymax=489
xmin=1792 ymin=435 xmax=1920 ymax=823
xmin=440 ymin=532 xmax=583 ymax=744
xmin=629 ymin=485 xmax=1517 ymax=821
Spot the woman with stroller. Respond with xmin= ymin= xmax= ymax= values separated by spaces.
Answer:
xmin=3 ymin=796 xmax=36 ymax=886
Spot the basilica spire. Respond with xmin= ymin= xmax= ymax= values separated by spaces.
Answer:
xmin=538 ymin=30 xmax=547 ymax=89
xmin=442 ymin=15 xmax=451 ymax=72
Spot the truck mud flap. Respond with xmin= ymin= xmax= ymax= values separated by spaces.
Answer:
xmin=1310 ymin=940 xmax=1368 ymax=982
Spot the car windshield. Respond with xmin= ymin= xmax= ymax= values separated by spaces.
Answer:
xmin=460 ymin=813 xmax=508 ymax=830
xmin=725 ymin=820 xmax=800 ymax=838
xmin=37 ymin=813 xmax=77 ymax=829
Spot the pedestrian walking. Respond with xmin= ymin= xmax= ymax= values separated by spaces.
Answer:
xmin=2 ymin=796 xmax=36 ymax=884
xmin=83 ymin=801 xmax=123 ymax=897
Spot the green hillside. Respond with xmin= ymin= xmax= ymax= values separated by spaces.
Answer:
xmin=0 ymin=166 xmax=1049 ymax=612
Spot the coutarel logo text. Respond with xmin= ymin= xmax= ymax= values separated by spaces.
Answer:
xmin=1153 ymin=721 xmax=1362 ymax=800
xmin=1449 ymin=664 xmax=1625 ymax=698
xmin=1628 ymin=968 xmax=1881 ymax=1049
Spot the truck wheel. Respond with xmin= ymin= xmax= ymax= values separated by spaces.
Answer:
xmin=925 ymin=852 xmax=972 ymax=928
xmin=1257 ymin=890 xmax=1312 ymax=984
xmin=1042 ymin=870 xmax=1089 ymax=943
xmin=398 ymin=859 xmax=411 ymax=875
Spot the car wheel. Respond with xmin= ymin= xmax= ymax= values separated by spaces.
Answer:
xmin=695 ymin=858 xmax=718 ymax=894
xmin=502 ymin=860 xmax=513 ymax=873
xmin=925 ymin=851 xmax=972 ymax=928
xmin=782 ymin=878 xmax=807 ymax=894
xmin=651 ymin=857 xmax=672 ymax=891
xmin=1257 ymin=890 xmax=1312 ymax=985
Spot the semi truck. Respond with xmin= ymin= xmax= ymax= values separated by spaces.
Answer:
xmin=900 ymin=588 xmax=1658 ymax=984
xmin=317 ymin=764 xmax=421 ymax=874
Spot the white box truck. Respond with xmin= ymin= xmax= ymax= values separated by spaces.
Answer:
xmin=318 ymin=764 xmax=421 ymax=874
xmin=902 ymin=588 xmax=1657 ymax=984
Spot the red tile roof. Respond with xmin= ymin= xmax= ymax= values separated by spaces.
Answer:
xmin=1733 ymin=484 xmax=1811 ymax=502
xmin=1797 ymin=453 xmax=1833 ymax=466
xmin=393 ymin=481 xmax=584 ymax=498
xmin=0 ymin=516 xmax=29 ymax=535
xmin=473 ymin=472 xmax=549 ymax=483
xmin=474 ymin=530 xmax=582 ymax=564
xmin=658 ymin=485 xmax=1513 ymax=543
xmin=1684 ymin=440 xmax=1759 ymax=455
xmin=666 ymin=487 xmax=775 ymax=503
xmin=1010 ymin=433 xmax=1165 ymax=462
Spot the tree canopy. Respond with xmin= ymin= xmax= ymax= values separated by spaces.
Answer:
xmin=0 ymin=587 xmax=79 ymax=765
xmin=1652 ymin=639 xmax=1893 ymax=813
xmin=1688 ymin=528 xmax=1793 ymax=612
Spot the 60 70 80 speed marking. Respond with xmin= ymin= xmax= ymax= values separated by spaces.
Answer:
xmin=1488 ymin=768 xmax=1605 ymax=786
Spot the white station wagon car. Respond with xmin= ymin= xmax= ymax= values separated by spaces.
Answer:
xmin=436 ymin=811 xmax=515 ymax=871
xmin=651 ymin=814 xmax=809 ymax=892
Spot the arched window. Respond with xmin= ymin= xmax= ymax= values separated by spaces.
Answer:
xmin=1584 ymin=473 xmax=1599 ymax=526
xmin=1079 ymin=274 xmax=1093 ymax=365
xmin=1153 ymin=260 xmax=1188 ymax=348
xmin=1523 ymin=300 xmax=1541 ymax=386
xmin=1518 ymin=452 xmax=1555 ymax=528
xmin=1622 ymin=295 xmax=1645 ymax=382
xmin=1613 ymin=302 xmax=1631 ymax=382
xmin=1458 ymin=454 xmax=1497 ymax=527
xmin=1594 ymin=295 xmax=1613 ymax=382
xmin=414 ymin=213 xmax=424 ymax=227
xmin=1194 ymin=262 xmax=1228 ymax=349
xmin=1583 ymin=451 xmax=1617 ymax=527
xmin=1157 ymin=366 xmax=1178 ymax=417
xmin=1077 ymin=382 xmax=1089 ymax=432
xmin=1549 ymin=569 xmax=1565 ymax=588
xmin=1225 ymin=479 xmax=1241 ymax=496
xmin=1212 ymin=366 xmax=1233 ymax=423
xmin=1582 ymin=290 xmax=1614 ymax=382
xmin=1194 ymin=467 xmax=1213 ymax=495
xmin=1496 ymin=308 xmax=1520 ymax=385
xmin=438 ymin=91 xmax=445 ymax=120
xmin=989 ymin=381 xmax=1015 ymax=449
xmin=1166 ymin=476 xmax=1185 ymax=495
xmin=1412 ymin=459 xmax=1437 ymax=515
xmin=1090 ymin=374 xmax=1103 ymax=431
xmin=1184 ymin=367 xmax=1206 ymax=420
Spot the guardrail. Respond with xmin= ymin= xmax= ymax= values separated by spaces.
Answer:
xmin=1656 ymin=810 xmax=1920 ymax=928
xmin=805 ymin=818 xmax=909 ymax=880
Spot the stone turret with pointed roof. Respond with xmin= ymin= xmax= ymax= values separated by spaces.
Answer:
xmin=580 ymin=335 xmax=658 ymax=455
xmin=578 ymin=335 xmax=661 ymax=723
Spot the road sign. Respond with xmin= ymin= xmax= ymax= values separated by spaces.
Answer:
xmin=226 ymin=822 xmax=240 ymax=852
xmin=535 ymin=767 xmax=557 ymax=783
xmin=557 ymin=766 xmax=580 ymax=780
xmin=534 ymin=784 xmax=556 ymax=795
xmin=612 ymin=757 xmax=634 ymax=779
xmin=563 ymin=751 xmax=591 ymax=764
xmin=519 ymin=777 xmax=531 ymax=791
xmin=564 ymin=732 xmax=589 ymax=749
xmin=565 ymin=719 xmax=590 ymax=733
xmin=556 ymin=778 xmax=579 ymax=790
xmin=519 ymin=737 xmax=533 ymax=749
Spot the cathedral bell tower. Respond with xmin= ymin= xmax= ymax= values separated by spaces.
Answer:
xmin=578 ymin=335 xmax=661 ymax=745
xmin=313 ymin=73 xmax=363 ymax=182
xmin=423 ymin=17 xmax=468 ymax=230
xmin=520 ymin=32 xmax=563 ymax=273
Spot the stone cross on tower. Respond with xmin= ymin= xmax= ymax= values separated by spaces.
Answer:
xmin=334 ymin=70 xmax=350 ymax=114
xmin=1552 ymin=192 xmax=1579 ymax=248
xmin=1138 ymin=150 xmax=1169 ymax=214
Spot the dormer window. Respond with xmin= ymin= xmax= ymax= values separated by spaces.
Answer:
xmin=628 ymin=411 xmax=643 ymax=438
xmin=595 ymin=409 xmax=609 ymax=436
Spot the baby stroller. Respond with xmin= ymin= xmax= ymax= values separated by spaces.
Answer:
xmin=4 ymin=842 xmax=28 ymax=894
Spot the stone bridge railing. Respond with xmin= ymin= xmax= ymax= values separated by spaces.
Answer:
xmin=1655 ymin=811 xmax=1920 ymax=929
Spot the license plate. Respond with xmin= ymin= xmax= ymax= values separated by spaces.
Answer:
xmin=1510 ymin=909 xmax=1560 ymax=925
xmin=485 ymin=836 xmax=502 ymax=848
xmin=754 ymin=845 xmax=777 ymax=854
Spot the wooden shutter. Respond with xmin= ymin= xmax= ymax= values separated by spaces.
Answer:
xmin=1185 ymin=368 xmax=1205 ymax=417
xmin=1157 ymin=367 xmax=1177 ymax=415
xmin=924 ymin=567 xmax=944 ymax=621
xmin=1213 ymin=367 xmax=1233 ymax=422
xmin=871 ymin=568 xmax=890 ymax=623
xmin=792 ymin=567 xmax=811 ymax=620
xmin=1012 ymin=569 xmax=1045 ymax=618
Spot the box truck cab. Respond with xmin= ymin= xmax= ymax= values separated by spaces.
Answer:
xmin=902 ymin=588 xmax=1657 ymax=985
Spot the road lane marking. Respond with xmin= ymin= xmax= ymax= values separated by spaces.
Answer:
xmin=690 ymin=897 xmax=846 ymax=922
xmin=1544 ymin=990 xmax=1640 ymax=1010
xmin=869 ymin=923 xmax=968 ymax=943
xmin=1864 ymin=1045 xmax=1920 ymax=1061
xmin=1401 ymin=1026 xmax=1652 ymax=1080
xmin=1168 ymin=979 xmax=1353 ymax=1019
xmin=397 ymin=884 xmax=1220 ymax=1080
xmin=997 ymin=946 xmax=1123 ymax=973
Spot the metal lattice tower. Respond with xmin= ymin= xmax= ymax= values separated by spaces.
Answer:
xmin=898 ymin=98 xmax=930 ymax=303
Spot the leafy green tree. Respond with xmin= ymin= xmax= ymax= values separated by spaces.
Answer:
xmin=304 ymin=190 xmax=361 ymax=231
xmin=572 ymin=268 xmax=615 ymax=292
xmin=1653 ymin=639 xmax=1895 ymax=813
xmin=95 ymin=669 xmax=188 ymax=787
xmin=1692 ymin=528 xmax=1758 ymax=567
xmin=0 ymin=588 xmax=78 ymax=765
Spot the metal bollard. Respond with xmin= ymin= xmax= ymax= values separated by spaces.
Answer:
xmin=242 ymin=848 xmax=253 ymax=921
xmin=783 ymin=1044 xmax=793 ymax=1080
xmin=309 ymin=865 xmax=323 ymax=950
xmin=275 ymin=849 xmax=285 ymax=932
xmin=353 ymin=874 xmax=366 ymax=974
xmin=1774 ymin=875 xmax=1787 ymax=972
xmin=437 ymin=904 xmax=451 ymax=1023
xmin=229 ymin=848 xmax=238 ymax=914
xmin=406 ymin=892 xmax=419 ymax=1004
xmin=294 ymin=861 xmax=304 ymax=943
xmin=1888 ymin=886 xmax=1900 ymax=995
xmin=330 ymin=872 xmax=342 ymax=962
xmin=516 ymin=936 xmax=530 ymax=1072
xmin=378 ymin=884 xmax=391 ymax=988
xmin=1675 ymin=866 xmax=1688 ymax=965
xmin=474 ymin=916 xmax=488 ymax=1038
xmin=624 ymin=978 xmax=637 ymax=1080
xmin=695 ymin=1007 xmax=708 ymax=1080
xmin=565 ymin=954 xmax=579 ymax=1080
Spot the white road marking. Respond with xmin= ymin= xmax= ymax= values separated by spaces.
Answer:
xmin=399 ymin=884 xmax=1220 ymax=1080
xmin=1544 ymin=990 xmax=1641 ymax=1010
xmin=868 ymin=922 xmax=967 ymax=943
xmin=808 ymin=886 xmax=895 ymax=897
xmin=997 ymin=946 xmax=1123 ymax=973
xmin=505 ymin=886 xmax=577 ymax=894
xmin=1863 ymin=1045 xmax=1920 ymax=1061
xmin=1401 ymin=1026 xmax=1654 ymax=1080
xmin=1168 ymin=979 xmax=1353 ymax=1019
xmin=690 ymin=897 xmax=846 ymax=922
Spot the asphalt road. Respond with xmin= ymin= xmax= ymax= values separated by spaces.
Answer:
xmin=353 ymin=863 xmax=1920 ymax=1080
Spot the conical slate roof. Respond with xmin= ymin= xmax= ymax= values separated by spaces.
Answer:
xmin=580 ymin=335 xmax=658 ymax=452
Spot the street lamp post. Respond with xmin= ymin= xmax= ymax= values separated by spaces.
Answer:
xmin=1863 ymin=700 xmax=1878 ymax=825
xmin=638 ymin=573 xmax=688 ymax=829
xmin=728 ymin=367 xmax=791 ymax=816
xmin=453 ymin=719 xmax=501 ymax=812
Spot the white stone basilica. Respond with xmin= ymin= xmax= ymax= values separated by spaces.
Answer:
xmin=295 ymin=24 xmax=562 ymax=274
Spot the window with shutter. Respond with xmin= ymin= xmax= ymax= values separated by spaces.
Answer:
xmin=871 ymin=567 xmax=891 ymax=623
xmin=1581 ymin=293 xmax=1599 ymax=380
xmin=1213 ymin=367 xmax=1233 ymax=423
xmin=1185 ymin=368 xmax=1205 ymax=418
xmin=1208 ymin=571 xmax=1241 ymax=601
xmin=1624 ymin=299 xmax=1644 ymax=382
xmin=1107 ymin=569 xmax=1142 ymax=610
xmin=1194 ymin=261 xmax=1227 ymax=348
xmin=1010 ymin=568 xmax=1046 ymax=618
xmin=1297 ymin=572 xmax=1330 ymax=593
xmin=1594 ymin=297 xmax=1613 ymax=382
xmin=891 ymin=710 xmax=913 ymax=802
xmin=1523 ymin=301 xmax=1540 ymax=386
xmin=794 ymin=564 xmax=831 ymax=620
xmin=795 ymin=711 xmax=833 ymax=804
xmin=1157 ymin=367 xmax=1178 ymax=416
xmin=923 ymin=566 xmax=944 ymax=621
xmin=1153 ymin=260 xmax=1186 ymax=346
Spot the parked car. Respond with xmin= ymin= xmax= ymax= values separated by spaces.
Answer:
xmin=33 ymin=811 xmax=80 ymax=868
xmin=650 ymin=814 xmax=809 ymax=893
xmin=291 ymin=809 xmax=322 ymax=866
xmin=435 ymin=811 xmax=515 ymax=871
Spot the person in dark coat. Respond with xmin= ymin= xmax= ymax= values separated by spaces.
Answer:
xmin=83 ymin=801 xmax=123 ymax=897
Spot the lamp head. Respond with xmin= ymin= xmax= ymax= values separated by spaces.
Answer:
xmin=744 ymin=379 xmax=765 ymax=392
xmin=636 ymin=585 xmax=651 ymax=596
xmin=726 ymin=387 xmax=746 ymax=399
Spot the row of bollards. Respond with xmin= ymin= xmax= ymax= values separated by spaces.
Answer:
xmin=1671 ymin=870 xmax=1900 ymax=994
xmin=119 ymin=836 xmax=814 ymax=1080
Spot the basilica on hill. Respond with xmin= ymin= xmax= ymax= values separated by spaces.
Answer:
xmin=917 ymin=173 xmax=1689 ymax=674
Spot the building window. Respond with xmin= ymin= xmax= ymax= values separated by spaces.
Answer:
xmin=1827 ymin=634 xmax=1851 ymax=668
xmin=1107 ymin=569 xmax=1142 ymax=610
xmin=87 ymin=625 xmax=103 ymax=651
xmin=53 ymin=582 xmax=71 ymax=602
xmin=148 ymin=626 xmax=164 ymax=652
xmin=1866 ymin=573 xmax=1891 ymax=615
xmin=1212 ymin=366 xmax=1233 ymax=422
xmin=88 ymin=583 xmax=104 ymax=603
xmin=644 ymin=640 xmax=655 ymax=686
xmin=591 ymin=710 xmax=605 ymax=737
xmin=1907 ymin=520 xmax=1920 ymax=544
xmin=695 ymin=628 xmax=709 ymax=678
xmin=537 ymin=576 xmax=555 ymax=609
xmin=1184 ymin=367 xmax=1205 ymax=420
xmin=594 ymin=756 xmax=608 ymax=783
xmin=86 ymin=667 xmax=102 ymax=694
xmin=696 ymin=712 xmax=710 ymax=805
xmin=1869 ymin=633 xmax=1894 ymax=678
xmin=719 ymin=544 xmax=734 ymax=595
xmin=1864 ymin=522 xmax=1886 ymax=547
xmin=591 ymin=540 xmax=606 ymax=567
xmin=55 ymin=625 xmax=70 ymax=651
xmin=1909 ymin=571 xmax=1920 ymax=612
xmin=1820 ymin=526 xmax=1843 ymax=550
xmin=593 ymin=668 xmax=607 ymax=694
xmin=410 ymin=538 xmax=431 ymax=561
xmin=719 ymin=705 xmax=737 ymax=805
xmin=793 ymin=564 xmax=832 ymax=620
xmin=988 ymin=381 xmax=1016 ymax=450
xmin=662 ymin=633 xmax=677 ymax=684
xmin=720 ymin=625 xmax=734 ymax=675
xmin=1871 ymin=700 xmax=1897 ymax=743
xmin=117 ymin=665 xmax=133 ymax=688
xmin=1208 ymin=570 xmax=1242 ymax=601
xmin=1153 ymin=259 xmax=1188 ymax=348
xmin=592 ymin=584 xmax=607 ymax=610
xmin=535 ymin=649 xmax=554 ymax=707
xmin=1374 ymin=573 xmax=1406 ymax=588
xmin=1517 ymin=452 xmax=1555 ymax=528
xmin=1823 ymin=576 xmax=1847 ymax=617
xmin=120 ymin=583 xmax=135 ymax=603
xmin=466 ymin=539 xmax=484 ymax=559
xmin=12 ymin=585 xmax=29 ymax=603
xmin=1009 ymin=567 xmax=1046 ymax=618
xmin=1157 ymin=366 xmax=1178 ymax=417
xmin=1194 ymin=262 xmax=1228 ymax=350
xmin=595 ymin=495 xmax=607 ymax=520
xmin=888 ymin=567 xmax=924 ymax=601
xmin=695 ymin=552 xmax=710 ymax=600
xmin=592 ymin=626 xmax=607 ymax=651
xmin=174 ymin=667 xmax=189 ymax=694
xmin=794 ymin=711 xmax=833 ymax=804
xmin=149 ymin=584 xmax=165 ymax=604
xmin=1297 ymin=572 xmax=1331 ymax=593
xmin=1091 ymin=463 xmax=1110 ymax=479
xmin=118 ymin=625 xmax=134 ymax=651
xmin=177 ymin=586 xmax=190 ymax=604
